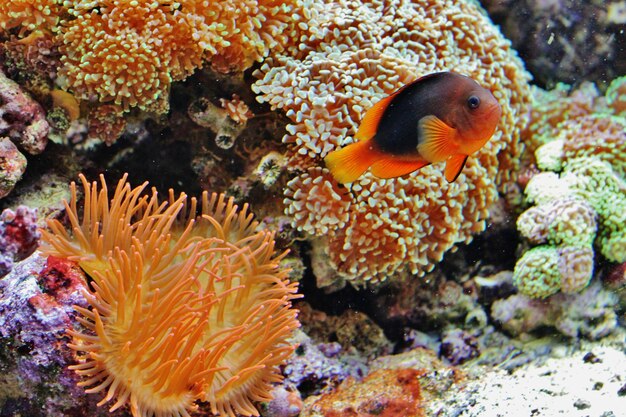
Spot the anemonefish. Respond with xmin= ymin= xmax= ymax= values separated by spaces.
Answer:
xmin=324 ymin=72 xmax=502 ymax=183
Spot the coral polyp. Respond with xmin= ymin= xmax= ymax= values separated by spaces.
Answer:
xmin=41 ymin=174 xmax=300 ymax=417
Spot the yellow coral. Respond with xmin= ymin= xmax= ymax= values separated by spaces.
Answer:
xmin=254 ymin=0 xmax=531 ymax=283
xmin=41 ymin=174 xmax=300 ymax=417
xmin=284 ymin=167 xmax=351 ymax=235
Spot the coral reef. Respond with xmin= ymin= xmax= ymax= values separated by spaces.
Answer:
xmin=262 ymin=386 xmax=303 ymax=417
xmin=282 ymin=330 xmax=368 ymax=397
xmin=439 ymin=329 xmax=480 ymax=366
xmin=0 ymin=1 xmax=623 ymax=416
xmin=372 ymin=269 xmax=480 ymax=332
xmin=0 ymin=30 xmax=62 ymax=100
xmin=302 ymin=368 xmax=426 ymax=417
xmin=0 ymin=69 xmax=49 ymax=154
xmin=0 ymin=205 xmax=39 ymax=275
xmin=513 ymin=79 xmax=626 ymax=297
xmin=0 ymin=137 xmax=26 ymax=199
xmin=298 ymin=302 xmax=393 ymax=359
xmin=1 ymin=0 xmax=304 ymax=114
xmin=253 ymin=0 xmax=531 ymax=284
xmin=41 ymin=174 xmax=300 ymax=417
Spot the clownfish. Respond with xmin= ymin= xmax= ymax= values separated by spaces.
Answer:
xmin=324 ymin=72 xmax=502 ymax=183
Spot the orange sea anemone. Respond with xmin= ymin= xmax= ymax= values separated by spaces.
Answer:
xmin=41 ymin=174 xmax=300 ymax=417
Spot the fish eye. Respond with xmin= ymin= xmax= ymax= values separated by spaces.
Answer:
xmin=467 ymin=95 xmax=480 ymax=110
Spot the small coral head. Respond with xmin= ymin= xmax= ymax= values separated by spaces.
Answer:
xmin=40 ymin=173 xmax=301 ymax=417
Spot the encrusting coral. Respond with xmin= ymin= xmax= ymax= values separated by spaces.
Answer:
xmin=40 ymin=174 xmax=300 ymax=417
xmin=253 ymin=0 xmax=531 ymax=284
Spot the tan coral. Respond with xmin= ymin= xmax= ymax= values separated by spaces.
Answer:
xmin=284 ymin=167 xmax=351 ymax=235
xmin=193 ymin=0 xmax=303 ymax=73
xmin=220 ymin=94 xmax=254 ymax=124
xmin=559 ymin=115 xmax=626 ymax=179
xmin=253 ymin=0 xmax=531 ymax=283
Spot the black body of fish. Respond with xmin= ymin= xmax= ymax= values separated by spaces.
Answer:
xmin=373 ymin=72 xmax=454 ymax=155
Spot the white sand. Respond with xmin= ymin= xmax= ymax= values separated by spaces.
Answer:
xmin=430 ymin=344 xmax=626 ymax=417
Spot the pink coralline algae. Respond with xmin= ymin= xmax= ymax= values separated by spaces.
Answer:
xmin=0 ymin=70 xmax=48 ymax=154
xmin=0 ymin=205 xmax=39 ymax=276
xmin=263 ymin=386 xmax=304 ymax=417
xmin=0 ymin=136 xmax=27 ymax=198
xmin=0 ymin=69 xmax=49 ymax=197
xmin=0 ymin=253 xmax=116 ymax=416
xmin=283 ymin=330 xmax=368 ymax=397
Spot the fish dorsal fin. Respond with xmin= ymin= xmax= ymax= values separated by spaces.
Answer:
xmin=355 ymin=94 xmax=396 ymax=141
xmin=444 ymin=154 xmax=468 ymax=182
xmin=355 ymin=74 xmax=444 ymax=141
xmin=355 ymin=78 xmax=423 ymax=141
xmin=370 ymin=158 xmax=430 ymax=179
xmin=417 ymin=115 xmax=458 ymax=163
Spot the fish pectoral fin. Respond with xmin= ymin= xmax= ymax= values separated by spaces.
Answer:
xmin=370 ymin=158 xmax=430 ymax=179
xmin=417 ymin=115 xmax=458 ymax=163
xmin=324 ymin=139 xmax=379 ymax=184
xmin=444 ymin=154 xmax=468 ymax=183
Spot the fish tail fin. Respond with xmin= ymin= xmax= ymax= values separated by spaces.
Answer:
xmin=324 ymin=139 xmax=379 ymax=184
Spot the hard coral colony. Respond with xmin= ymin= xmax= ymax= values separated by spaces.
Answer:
xmin=254 ymin=0 xmax=531 ymax=284
xmin=1 ymin=0 xmax=302 ymax=113
xmin=41 ymin=174 xmax=300 ymax=417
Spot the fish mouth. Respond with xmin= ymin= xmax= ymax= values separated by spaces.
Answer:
xmin=484 ymin=103 xmax=502 ymax=121
xmin=485 ymin=102 xmax=502 ymax=119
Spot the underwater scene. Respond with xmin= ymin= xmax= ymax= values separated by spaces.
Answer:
xmin=0 ymin=0 xmax=625 ymax=416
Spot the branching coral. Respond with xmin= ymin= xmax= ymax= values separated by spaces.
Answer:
xmin=606 ymin=75 xmax=626 ymax=116
xmin=41 ymin=174 xmax=300 ymax=417
xmin=253 ymin=0 xmax=531 ymax=283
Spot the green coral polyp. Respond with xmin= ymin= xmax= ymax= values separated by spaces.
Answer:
xmin=513 ymin=152 xmax=626 ymax=297
xmin=513 ymin=246 xmax=594 ymax=299
xmin=564 ymin=158 xmax=626 ymax=263
xmin=513 ymin=247 xmax=561 ymax=299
